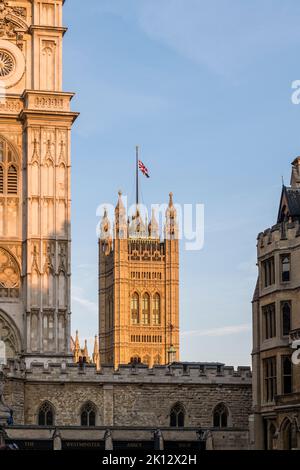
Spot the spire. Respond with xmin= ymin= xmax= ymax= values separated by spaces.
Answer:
xmin=73 ymin=330 xmax=80 ymax=363
xmin=165 ymin=192 xmax=178 ymax=239
xmin=83 ymin=339 xmax=89 ymax=358
xmin=114 ymin=191 xmax=127 ymax=239
xmin=290 ymin=157 xmax=300 ymax=188
xmin=149 ymin=208 xmax=159 ymax=239
xmin=92 ymin=335 xmax=100 ymax=371
xmin=129 ymin=209 xmax=147 ymax=238
xmin=100 ymin=208 xmax=111 ymax=236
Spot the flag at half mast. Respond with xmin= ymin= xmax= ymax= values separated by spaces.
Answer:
xmin=138 ymin=159 xmax=150 ymax=178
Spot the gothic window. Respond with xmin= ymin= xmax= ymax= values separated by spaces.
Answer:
xmin=38 ymin=402 xmax=54 ymax=426
xmin=213 ymin=403 xmax=229 ymax=428
xmin=264 ymin=357 xmax=277 ymax=402
xmin=0 ymin=138 xmax=19 ymax=237
xmin=262 ymin=303 xmax=276 ymax=340
xmin=131 ymin=293 xmax=139 ymax=325
xmin=281 ymin=254 xmax=290 ymax=283
xmin=130 ymin=356 xmax=141 ymax=364
xmin=170 ymin=403 xmax=185 ymax=427
xmin=282 ymin=356 xmax=292 ymax=395
xmin=262 ymin=257 xmax=275 ymax=287
xmin=0 ymin=247 xmax=20 ymax=298
xmin=153 ymin=293 xmax=161 ymax=325
xmin=80 ymin=402 xmax=97 ymax=427
xmin=281 ymin=301 xmax=291 ymax=336
xmin=142 ymin=293 xmax=150 ymax=325
xmin=7 ymin=165 xmax=17 ymax=194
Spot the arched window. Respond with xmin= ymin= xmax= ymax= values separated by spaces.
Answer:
xmin=0 ymin=139 xmax=18 ymax=196
xmin=130 ymin=356 xmax=141 ymax=365
xmin=281 ymin=255 xmax=291 ymax=282
xmin=142 ymin=293 xmax=150 ymax=325
xmin=131 ymin=293 xmax=139 ymax=325
xmin=281 ymin=302 xmax=291 ymax=336
xmin=80 ymin=402 xmax=97 ymax=427
xmin=38 ymin=402 xmax=54 ymax=426
xmin=153 ymin=293 xmax=161 ymax=325
xmin=7 ymin=165 xmax=17 ymax=194
xmin=213 ymin=403 xmax=229 ymax=428
xmin=170 ymin=403 xmax=185 ymax=427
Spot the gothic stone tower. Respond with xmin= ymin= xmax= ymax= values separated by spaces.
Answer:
xmin=252 ymin=158 xmax=300 ymax=450
xmin=0 ymin=0 xmax=77 ymax=366
xmin=99 ymin=193 xmax=180 ymax=368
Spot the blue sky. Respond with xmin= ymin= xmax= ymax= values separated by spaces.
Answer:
xmin=64 ymin=0 xmax=300 ymax=366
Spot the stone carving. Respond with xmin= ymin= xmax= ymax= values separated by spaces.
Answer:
xmin=31 ymin=243 xmax=40 ymax=273
xmin=0 ymin=247 xmax=19 ymax=298
xmin=0 ymin=50 xmax=14 ymax=76
xmin=58 ymin=243 xmax=67 ymax=273
xmin=104 ymin=429 xmax=113 ymax=450
xmin=53 ymin=428 xmax=62 ymax=451
xmin=0 ymin=315 xmax=18 ymax=359
xmin=154 ymin=429 xmax=164 ymax=450
xmin=0 ymin=0 xmax=27 ymax=41
xmin=0 ymin=371 xmax=11 ymax=425
xmin=44 ymin=242 xmax=55 ymax=274
xmin=31 ymin=137 xmax=40 ymax=163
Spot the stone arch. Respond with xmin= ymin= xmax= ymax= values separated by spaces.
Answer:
xmin=0 ymin=246 xmax=21 ymax=297
xmin=37 ymin=401 xmax=55 ymax=427
xmin=212 ymin=402 xmax=232 ymax=428
xmin=170 ymin=402 xmax=186 ymax=427
xmin=79 ymin=401 xmax=99 ymax=427
xmin=280 ymin=417 xmax=293 ymax=450
xmin=0 ymin=134 xmax=21 ymax=165
xmin=0 ymin=308 xmax=22 ymax=360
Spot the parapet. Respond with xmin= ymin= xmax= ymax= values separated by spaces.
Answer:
xmin=2 ymin=360 xmax=252 ymax=385
xmin=257 ymin=220 xmax=300 ymax=255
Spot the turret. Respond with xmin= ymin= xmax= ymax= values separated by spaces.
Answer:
xmin=165 ymin=192 xmax=179 ymax=240
xmin=92 ymin=336 xmax=100 ymax=371
xmin=149 ymin=208 xmax=160 ymax=239
xmin=114 ymin=191 xmax=127 ymax=239
xmin=290 ymin=157 xmax=300 ymax=188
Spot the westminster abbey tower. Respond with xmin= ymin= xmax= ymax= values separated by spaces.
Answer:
xmin=0 ymin=0 xmax=77 ymax=366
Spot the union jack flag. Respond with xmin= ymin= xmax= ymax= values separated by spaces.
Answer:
xmin=138 ymin=160 xmax=150 ymax=178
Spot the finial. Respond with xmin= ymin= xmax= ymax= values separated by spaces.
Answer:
xmin=169 ymin=192 xmax=174 ymax=206
xmin=118 ymin=190 xmax=122 ymax=197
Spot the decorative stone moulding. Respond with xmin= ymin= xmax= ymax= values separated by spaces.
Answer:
xmin=0 ymin=39 xmax=25 ymax=88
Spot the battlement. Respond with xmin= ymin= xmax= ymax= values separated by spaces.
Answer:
xmin=257 ymin=220 xmax=300 ymax=256
xmin=1 ymin=360 xmax=252 ymax=385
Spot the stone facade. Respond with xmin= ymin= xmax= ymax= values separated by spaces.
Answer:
xmin=252 ymin=158 xmax=300 ymax=450
xmin=0 ymin=0 xmax=78 ymax=367
xmin=1 ymin=361 xmax=252 ymax=450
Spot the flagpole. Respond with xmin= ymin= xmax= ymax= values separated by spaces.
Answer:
xmin=136 ymin=145 xmax=139 ymax=211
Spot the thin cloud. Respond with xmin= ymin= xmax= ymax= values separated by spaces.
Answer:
xmin=182 ymin=323 xmax=251 ymax=338
xmin=72 ymin=296 xmax=98 ymax=313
